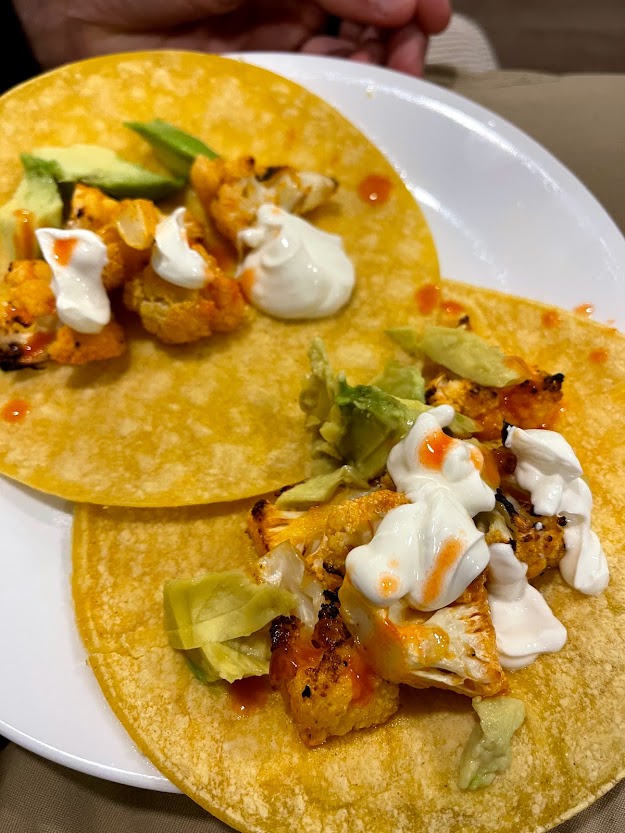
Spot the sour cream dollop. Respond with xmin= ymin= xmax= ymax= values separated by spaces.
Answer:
xmin=345 ymin=406 xmax=494 ymax=612
xmin=487 ymin=542 xmax=568 ymax=670
xmin=505 ymin=426 xmax=609 ymax=595
xmin=236 ymin=203 xmax=354 ymax=319
xmin=35 ymin=227 xmax=110 ymax=334
xmin=151 ymin=207 xmax=208 ymax=289
xmin=388 ymin=405 xmax=496 ymax=517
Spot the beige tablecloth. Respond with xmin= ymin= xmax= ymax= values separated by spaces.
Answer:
xmin=1 ymin=68 xmax=624 ymax=833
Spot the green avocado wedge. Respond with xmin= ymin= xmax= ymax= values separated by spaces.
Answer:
xmin=125 ymin=118 xmax=218 ymax=177
xmin=0 ymin=153 xmax=63 ymax=265
xmin=32 ymin=143 xmax=184 ymax=200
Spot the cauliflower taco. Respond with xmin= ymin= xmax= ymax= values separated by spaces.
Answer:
xmin=0 ymin=51 xmax=438 ymax=506
xmin=73 ymin=280 xmax=625 ymax=833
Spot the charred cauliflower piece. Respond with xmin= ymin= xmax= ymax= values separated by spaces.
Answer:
xmin=0 ymin=259 xmax=57 ymax=369
xmin=68 ymin=184 xmax=158 ymax=290
xmin=493 ymin=490 xmax=566 ymax=579
xmin=426 ymin=370 xmax=564 ymax=441
xmin=123 ymin=256 xmax=246 ymax=345
xmin=190 ymin=155 xmax=338 ymax=245
xmin=270 ymin=595 xmax=400 ymax=747
xmin=248 ymin=490 xmax=408 ymax=588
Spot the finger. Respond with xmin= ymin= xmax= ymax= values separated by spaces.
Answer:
xmin=316 ymin=0 xmax=418 ymax=28
xmin=414 ymin=0 xmax=451 ymax=35
xmin=75 ymin=0 xmax=247 ymax=30
xmin=338 ymin=20 xmax=366 ymax=41
xmin=386 ymin=24 xmax=428 ymax=76
xmin=300 ymin=35 xmax=358 ymax=57
xmin=350 ymin=38 xmax=386 ymax=65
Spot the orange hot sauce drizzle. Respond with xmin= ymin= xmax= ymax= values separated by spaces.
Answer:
xmin=13 ymin=209 xmax=37 ymax=259
xmin=441 ymin=299 xmax=465 ymax=316
xmin=418 ymin=429 xmax=454 ymax=471
xmin=52 ymin=236 xmax=78 ymax=266
xmin=573 ymin=302 xmax=594 ymax=318
xmin=228 ymin=676 xmax=270 ymax=715
xmin=589 ymin=347 xmax=610 ymax=364
xmin=357 ymin=174 xmax=393 ymax=206
xmin=23 ymin=331 xmax=54 ymax=362
xmin=347 ymin=650 xmax=376 ymax=706
xmin=421 ymin=538 xmax=463 ymax=608
xmin=238 ymin=268 xmax=255 ymax=301
xmin=1 ymin=399 xmax=31 ymax=423
xmin=541 ymin=309 xmax=561 ymax=329
xmin=415 ymin=283 xmax=441 ymax=316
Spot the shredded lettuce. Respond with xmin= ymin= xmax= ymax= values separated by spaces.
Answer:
xmin=458 ymin=696 xmax=526 ymax=790
xmin=163 ymin=570 xmax=295 ymax=682
xmin=281 ymin=338 xmax=478 ymax=505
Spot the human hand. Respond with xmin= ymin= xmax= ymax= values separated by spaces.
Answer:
xmin=12 ymin=0 xmax=451 ymax=77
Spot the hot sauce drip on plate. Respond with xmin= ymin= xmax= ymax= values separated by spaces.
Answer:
xmin=574 ymin=302 xmax=594 ymax=318
xmin=357 ymin=174 xmax=392 ymax=206
xmin=1 ymin=399 xmax=30 ymax=423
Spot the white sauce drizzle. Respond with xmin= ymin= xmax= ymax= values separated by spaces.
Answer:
xmin=487 ymin=542 xmax=567 ymax=670
xmin=505 ymin=426 xmax=609 ymax=595
xmin=151 ymin=207 xmax=208 ymax=289
xmin=236 ymin=204 xmax=354 ymax=319
xmin=35 ymin=227 xmax=110 ymax=334
xmin=345 ymin=406 xmax=494 ymax=612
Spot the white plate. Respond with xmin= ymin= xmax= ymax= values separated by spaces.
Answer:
xmin=0 ymin=53 xmax=623 ymax=793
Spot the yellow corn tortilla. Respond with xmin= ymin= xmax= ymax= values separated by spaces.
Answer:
xmin=72 ymin=279 xmax=625 ymax=833
xmin=0 ymin=51 xmax=438 ymax=506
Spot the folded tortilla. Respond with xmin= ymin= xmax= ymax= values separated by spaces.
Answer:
xmin=72 ymin=280 xmax=625 ymax=833
xmin=0 ymin=51 xmax=438 ymax=506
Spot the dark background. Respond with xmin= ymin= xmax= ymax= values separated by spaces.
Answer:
xmin=452 ymin=0 xmax=625 ymax=73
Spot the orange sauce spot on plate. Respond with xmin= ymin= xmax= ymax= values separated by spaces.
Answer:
xmin=573 ymin=302 xmax=594 ymax=318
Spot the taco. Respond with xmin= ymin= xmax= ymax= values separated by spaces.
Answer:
xmin=72 ymin=279 xmax=625 ymax=833
xmin=0 ymin=51 xmax=438 ymax=506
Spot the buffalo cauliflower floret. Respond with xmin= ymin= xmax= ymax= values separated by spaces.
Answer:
xmin=0 ymin=259 xmax=57 ymax=369
xmin=426 ymin=370 xmax=564 ymax=441
xmin=67 ymin=184 xmax=158 ymax=290
xmin=190 ymin=155 xmax=338 ymax=245
xmin=248 ymin=489 xmax=408 ymax=589
xmin=270 ymin=595 xmax=400 ymax=747
xmin=122 ymin=254 xmax=246 ymax=345
xmin=47 ymin=320 xmax=126 ymax=365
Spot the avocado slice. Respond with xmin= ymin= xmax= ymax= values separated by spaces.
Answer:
xmin=0 ymin=153 xmax=63 ymax=270
xmin=125 ymin=119 xmax=218 ymax=178
xmin=32 ymin=144 xmax=185 ymax=200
